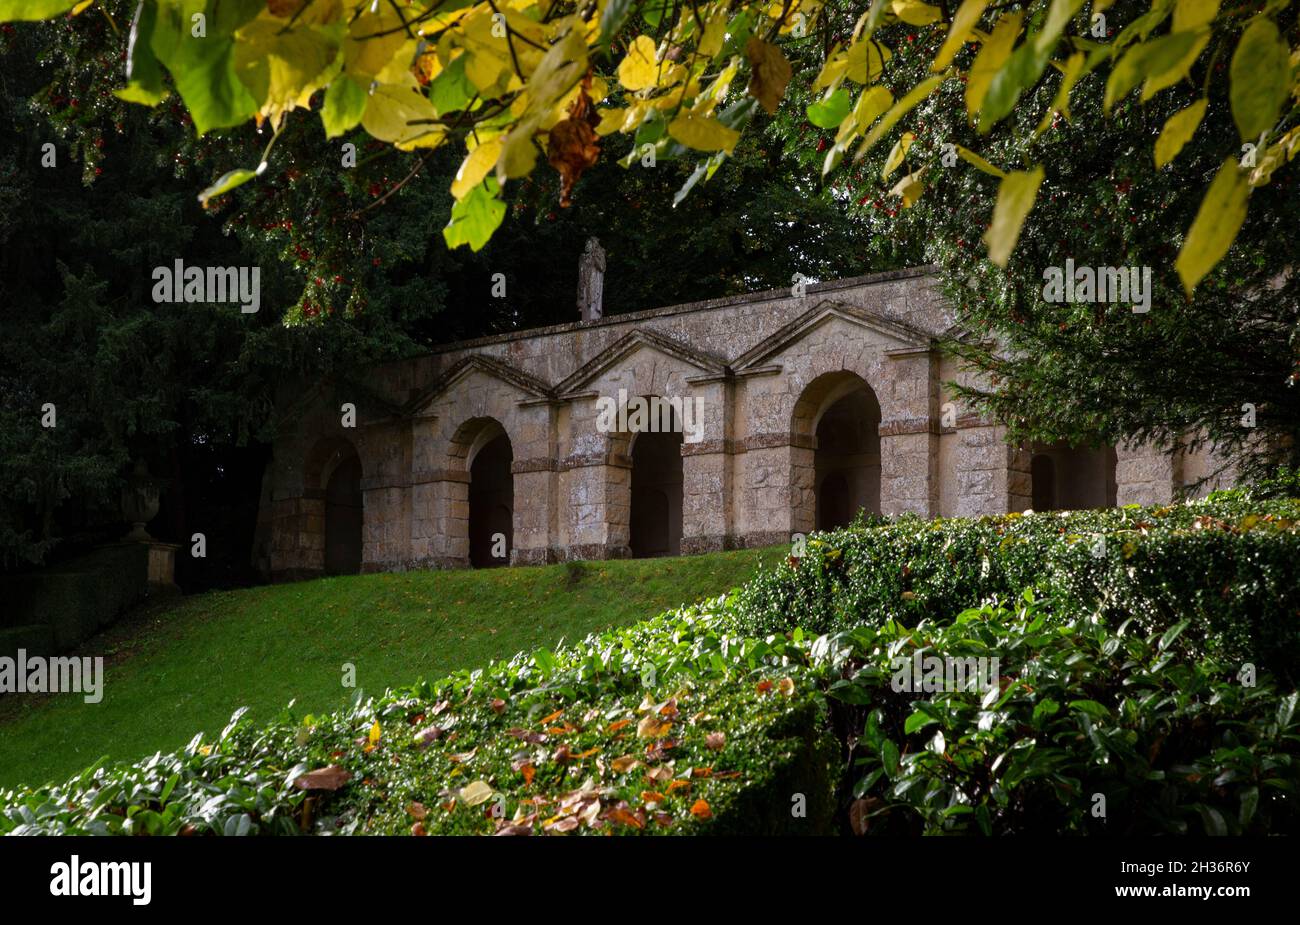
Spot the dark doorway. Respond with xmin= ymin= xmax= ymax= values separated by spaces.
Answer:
xmin=1031 ymin=454 xmax=1057 ymax=511
xmin=814 ymin=386 xmax=881 ymax=530
xmin=469 ymin=433 xmax=513 ymax=568
xmin=324 ymin=455 xmax=363 ymax=575
xmin=629 ymin=429 xmax=683 ymax=558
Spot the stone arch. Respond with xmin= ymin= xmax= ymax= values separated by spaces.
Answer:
xmin=303 ymin=436 xmax=363 ymax=575
xmin=445 ymin=416 xmax=515 ymax=568
xmin=603 ymin=396 xmax=686 ymax=559
xmin=627 ymin=410 xmax=684 ymax=558
xmin=1029 ymin=441 xmax=1117 ymax=510
xmin=791 ymin=371 xmax=883 ymax=533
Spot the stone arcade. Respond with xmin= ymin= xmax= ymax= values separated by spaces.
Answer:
xmin=253 ymin=268 xmax=1234 ymax=580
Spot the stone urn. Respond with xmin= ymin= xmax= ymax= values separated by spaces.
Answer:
xmin=121 ymin=459 xmax=162 ymax=542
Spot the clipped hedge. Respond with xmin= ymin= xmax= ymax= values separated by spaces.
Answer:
xmin=0 ymin=606 xmax=837 ymax=836
xmin=732 ymin=495 xmax=1300 ymax=679
xmin=815 ymin=594 xmax=1299 ymax=835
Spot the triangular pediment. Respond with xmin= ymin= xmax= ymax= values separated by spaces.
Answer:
xmin=404 ymin=354 xmax=553 ymax=415
xmin=732 ymin=299 xmax=933 ymax=371
xmin=554 ymin=329 xmax=728 ymax=397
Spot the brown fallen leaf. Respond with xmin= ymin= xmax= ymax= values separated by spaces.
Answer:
xmin=539 ymin=708 xmax=564 ymax=725
xmin=491 ymin=698 xmax=506 ymax=714
xmin=668 ymin=779 xmax=692 ymax=793
xmin=548 ymin=816 xmax=580 ymax=833
xmin=778 ymin=677 xmax=795 ymax=697
xmin=407 ymin=801 xmax=428 ymax=821
xmin=637 ymin=715 xmax=673 ymax=739
xmin=410 ymin=822 xmax=427 ymax=836
xmin=706 ymin=731 xmax=726 ymax=751
xmin=605 ymin=806 xmax=645 ymax=829
xmin=644 ymin=766 xmax=672 ymax=784
xmin=611 ymin=755 xmax=641 ymax=774
xmin=608 ymin=718 xmax=633 ymax=733
xmin=413 ymin=725 xmax=443 ymax=747
xmin=641 ymin=791 xmax=667 ymax=804
xmin=292 ymin=765 xmax=350 ymax=792
xmin=494 ymin=823 xmax=533 ymax=836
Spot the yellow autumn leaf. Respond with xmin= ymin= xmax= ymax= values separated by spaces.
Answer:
xmin=983 ymin=166 xmax=1044 ymax=268
xmin=881 ymin=131 xmax=916 ymax=180
xmin=966 ymin=12 xmax=1022 ymax=121
xmin=596 ymin=107 xmax=627 ymax=136
xmin=451 ymin=137 xmax=503 ymax=200
xmin=892 ymin=0 xmax=941 ymax=26
xmin=668 ymin=113 xmax=741 ymax=153
xmin=845 ymin=38 xmax=892 ymax=84
xmin=362 ymin=77 xmax=442 ymax=148
xmin=698 ymin=14 xmax=728 ymax=59
xmin=1141 ymin=30 xmax=1209 ymax=102
xmin=368 ymin=720 xmax=381 ymax=745
xmin=1036 ymin=51 xmax=1086 ymax=134
xmin=1176 ymin=158 xmax=1250 ymax=296
xmin=933 ymin=0 xmax=989 ymax=72
xmin=856 ymin=74 xmax=947 ymax=157
xmin=1173 ymin=0 xmax=1220 ymax=32
xmin=618 ymin=35 xmax=659 ymax=91
xmin=955 ymin=144 xmax=1006 ymax=177
xmin=814 ymin=49 xmax=849 ymax=90
xmin=1154 ymin=98 xmax=1207 ymax=169
xmin=459 ymin=780 xmax=495 ymax=806
xmin=1229 ymin=15 xmax=1291 ymax=142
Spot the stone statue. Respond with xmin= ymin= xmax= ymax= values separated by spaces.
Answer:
xmin=577 ymin=236 xmax=605 ymax=322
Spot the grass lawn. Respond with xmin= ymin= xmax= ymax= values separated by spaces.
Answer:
xmin=0 ymin=548 xmax=783 ymax=791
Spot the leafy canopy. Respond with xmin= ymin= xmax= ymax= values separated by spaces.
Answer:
xmin=7 ymin=0 xmax=1297 ymax=295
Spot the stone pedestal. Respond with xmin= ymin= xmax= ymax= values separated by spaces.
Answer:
xmin=145 ymin=541 xmax=181 ymax=595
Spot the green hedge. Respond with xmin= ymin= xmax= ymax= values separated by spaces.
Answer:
xmin=732 ymin=496 xmax=1300 ymax=679
xmin=0 ymin=544 xmax=149 ymax=651
xmin=816 ymin=594 xmax=1299 ymax=835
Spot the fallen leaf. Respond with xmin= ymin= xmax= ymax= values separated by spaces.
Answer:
xmin=413 ymin=725 xmax=443 ymax=747
xmin=459 ymin=780 xmax=494 ymax=806
xmin=706 ymin=732 xmax=726 ymax=751
xmin=691 ymin=767 xmax=713 ymax=779
xmin=778 ymin=677 xmax=795 ymax=697
xmin=642 ymin=791 xmax=667 ymax=804
xmin=606 ymin=806 xmax=645 ymax=829
xmin=690 ymin=799 xmax=712 ymax=820
xmin=668 ymin=779 xmax=692 ymax=793
xmin=494 ymin=823 xmax=533 ymax=836
xmin=608 ymin=718 xmax=633 ymax=733
xmin=611 ymin=754 xmax=641 ymax=773
xmin=410 ymin=822 xmax=427 ymax=836
xmin=407 ymin=801 xmax=428 ymax=821
xmin=645 ymin=766 xmax=673 ymax=784
xmin=491 ymin=698 xmax=506 ymax=714
xmin=756 ymin=680 xmax=774 ymax=695
xmin=572 ymin=747 xmax=601 ymax=759
xmin=637 ymin=715 xmax=673 ymax=739
xmin=539 ymin=709 xmax=564 ymax=724
xmin=292 ymin=765 xmax=350 ymax=792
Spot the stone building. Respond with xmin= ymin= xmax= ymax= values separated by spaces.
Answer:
xmin=254 ymin=267 xmax=1234 ymax=580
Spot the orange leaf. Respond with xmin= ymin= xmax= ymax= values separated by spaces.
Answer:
xmin=641 ymin=791 xmax=667 ymax=804
xmin=611 ymin=755 xmax=641 ymax=774
xmin=572 ymin=747 xmax=600 ymax=759
xmin=539 ymin=709 xmax=564 ymax=724
xmin=608 ymin=718 xmax=633 ymax=733
xmin=690 ymin=799 xmax=712 ymax=820
xmin=756 ymin=680 xmax=774 ymax=694
xmin=668 ymin=779 xmax=692 ymax=793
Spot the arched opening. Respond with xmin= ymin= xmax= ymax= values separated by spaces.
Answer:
xmin=469 ymin=432 xmax=513 ymax=568
xmin=808 ymin=378 xmax=882 ymax=531
xmin=1029 ymin=441 xmax=1118 ymax=511
xmin=629 ymin=422 xmax=683 ymax=559
xmin=322 ymin=449 xmax=362 ymax=575
xmin=1030 ymin=454 xmax=1057 ymax=511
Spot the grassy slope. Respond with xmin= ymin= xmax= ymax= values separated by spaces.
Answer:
xmin=0 ymin=548 xmax=783 ymax=790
